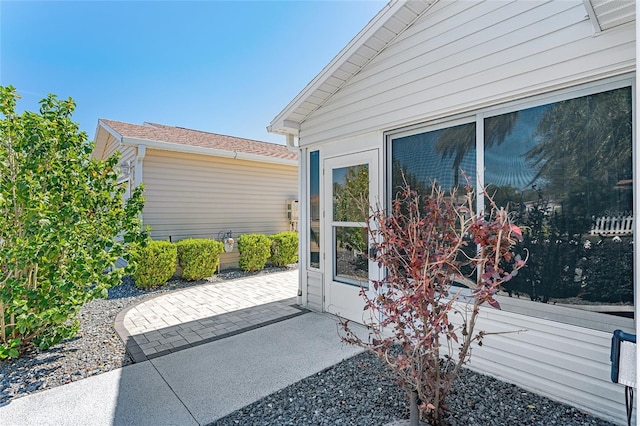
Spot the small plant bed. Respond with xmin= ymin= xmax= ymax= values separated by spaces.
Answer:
xmin=213 ymin=350 xmax=613 ymax=426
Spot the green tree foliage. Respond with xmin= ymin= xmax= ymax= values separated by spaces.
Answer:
xmin=0 ymin=86 xmax=146 ymax=358
xmin=332 ymin=165 xmax=369 ymax=254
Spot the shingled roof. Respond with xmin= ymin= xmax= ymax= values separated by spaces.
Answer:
xmin=99 ymin=119 xmax=297 ymax=162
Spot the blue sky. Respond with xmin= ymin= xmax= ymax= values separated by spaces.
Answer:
xmin=0 ymin=1 xmax=385 ymax=144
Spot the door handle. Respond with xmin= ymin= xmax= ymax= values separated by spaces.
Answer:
xmin=369 ymin=246 xmax=377 ymax=259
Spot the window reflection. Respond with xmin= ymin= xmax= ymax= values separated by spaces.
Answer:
xmin=388 ymin=86 xmax=633 ymax=325
xmin=309 ymin=151 xmax=320 ymax=269
xmin=334 ymin=226 xmax=368 ymax=286
xmin=333 ymin=165 xmax=369 ymax=223
xmin=485 ymin=87 xmax=633 ymax=316
xmin=392 ymin=122 xmax=476 ymax=199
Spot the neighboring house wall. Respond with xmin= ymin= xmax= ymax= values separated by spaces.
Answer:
xmin=298 ymin=1 xmax=634 ymax=147
xmin=142 ymin=149 xmax=298 ymax=268
xmin=282 ymin=1 xmax=634 ymax=424
xmin=97 ymin=133 xmax=139 ymax=199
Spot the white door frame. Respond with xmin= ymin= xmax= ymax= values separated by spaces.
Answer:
xmin=323 ymin=149 xmax=380 ymax=323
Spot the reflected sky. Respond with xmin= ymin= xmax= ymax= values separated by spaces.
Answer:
xmin=484 ymin=104 xmax=550 ymax=192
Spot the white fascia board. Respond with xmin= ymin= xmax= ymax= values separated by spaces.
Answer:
xmin=268 ymin=0 xmax=402 ymax=134
xmin=582 ymin=0 xmax=602 ymax=33
xmin=92 ymin=120 xmax=123 ymax=160
xmin=97 ymin=120 xmax=124 ymax=144
xmin=267 ymin=119 xmax=301 ymax=136
xmin=121 ymin=137 xmax=298 ymax=167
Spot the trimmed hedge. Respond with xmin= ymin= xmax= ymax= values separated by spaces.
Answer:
xmin=176 ymin=238 xmax=224 ymax=281
xmin=270 ymin=232 xmax=299 ymax=267
xmin=237 ymin=233 xmax=272 ymax=272
xmin=131 ymin=240 xmax=177 ymax=289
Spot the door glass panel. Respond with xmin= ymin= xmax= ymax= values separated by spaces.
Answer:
xmin=333 ymin=164 xmax=369 ymax=222
xmin=334 ymin=226 xmax=369 ymax=286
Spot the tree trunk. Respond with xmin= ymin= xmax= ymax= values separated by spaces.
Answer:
xmin=409 ymin=390 xmax=420 ymax=426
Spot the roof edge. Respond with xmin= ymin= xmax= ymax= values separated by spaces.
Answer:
xmin=121 ymin=137 xmax=298 ymax=166
xmin=268 ymin=0 xmax=406 ymax=135
xmin=98 ymin=119 xmax=124 ymax=143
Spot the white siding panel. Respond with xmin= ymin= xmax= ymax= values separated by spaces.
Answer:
xmin=142 ymin=149 xmax=298 ymax=244
xmin=102 ymin=135 xmax=137 ymax=183
xmin=466 ymin=308 xmax=631 ymax=423
xmin=306 ymin=270 xmax=323 ymax=312
xmin=298 ymin=1 xmax=634 ymax=146
xmin=327 ymin=1 xmax=578 ymax=109
xmin=103 ymin=135 xmax=119 ymax=159
xmin=305 ymin=3 xmax=588 ymax=130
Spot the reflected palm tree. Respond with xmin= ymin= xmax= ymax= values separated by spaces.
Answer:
xmin=526 ymin=87 xmax=632 ymax=220
xmin=435 ymin=113 xmax=519 ymax=186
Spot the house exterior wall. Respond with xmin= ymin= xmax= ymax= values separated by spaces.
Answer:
xmin=295 ymin=1 xmax=635 ymax=424
xmin=141 ymin=149 xmax=298 ymax=269
xmin=298 ymin=1 xmax=634 ymax=147
xmin=99 ymin=133 xmax=138 ymax=191
xmin=101 ymin=133 xmax=137 ymax=166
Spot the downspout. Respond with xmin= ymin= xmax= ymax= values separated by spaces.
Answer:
xmin=135 ymin=144 xmax=146 ymax=224
xmin=134 ymin=144 xmax=146 ymax=188
xmin=285 ymin=133 xmax=304 ymax=304
xmin=286 ymin=133 xmax=298 ymax=152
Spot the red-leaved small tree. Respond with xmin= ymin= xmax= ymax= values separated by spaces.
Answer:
xmin=340 ymin=181 xmax=526 ymax=425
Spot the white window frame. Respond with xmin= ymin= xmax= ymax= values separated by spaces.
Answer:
xmin=384 ymin=74 xmax=635 ymax=332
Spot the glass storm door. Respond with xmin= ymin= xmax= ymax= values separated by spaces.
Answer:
xmin=323 ymin=150 xmax=379 ymax=323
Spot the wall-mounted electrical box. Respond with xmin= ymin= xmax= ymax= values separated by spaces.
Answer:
xmin=611 ymin=329 xmax=636 ymax=387
xmin=286 ymin=200 xmax=299 ymax=222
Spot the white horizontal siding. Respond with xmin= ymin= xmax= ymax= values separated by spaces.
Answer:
xmin=100 ymin=135 xmax=137 ymax=191
xmin=292 ymin=1 xmax=636 ymax=423
xmin=141 ymin=149 xmax=298 ymax=243
xmin=299 ymin=0 xmax=635 ymax=146
xmin=102 ymin=134 xmax=136 ymax=165
xmin=465 ymin=307 xmax=634 ymax=424
xmin=306 ymin=271 xmax=323 ymax=311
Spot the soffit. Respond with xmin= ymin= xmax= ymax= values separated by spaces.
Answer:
xmin=269 ymin=0 xmax=437 ymax=136
xmin=585 ymin=0 xmax=635 ymax=32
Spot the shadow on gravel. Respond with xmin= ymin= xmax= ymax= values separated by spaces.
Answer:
xmin=0 ymin=351 xmax=64 ymax=406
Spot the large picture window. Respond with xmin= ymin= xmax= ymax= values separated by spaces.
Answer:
xmin=485 ymin=86 xmax=633 ymax=316
xmin=388 ymin=82 xmax=634 ymax=330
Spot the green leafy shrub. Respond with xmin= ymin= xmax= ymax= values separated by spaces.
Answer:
xmin=237 ymin=234 xmax=271 ymax=272
xmin=269 ymin=232 xmax=299 ymax=266
xmin=175 ymin=238 xmax=224 ymax=280
xmin=131 ymin=240 xmax=176 ymax=288
xmin=0 ymin=86 xmax=146 ymax=359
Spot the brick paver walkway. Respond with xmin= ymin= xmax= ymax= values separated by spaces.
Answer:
xmin=115 ymin=270 xmax=306 ymax=362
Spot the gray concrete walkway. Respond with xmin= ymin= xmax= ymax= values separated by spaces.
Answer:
xmin=0 ymin=270 xmax=365 ymax=426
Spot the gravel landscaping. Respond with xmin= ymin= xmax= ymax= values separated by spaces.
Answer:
xmin=212 ymin=350 xmax=615 ymax=426
xmin=0 ymin=266 xmax=617 ymax=425
xmin=0 ymin=266 xmax=292 ymax=405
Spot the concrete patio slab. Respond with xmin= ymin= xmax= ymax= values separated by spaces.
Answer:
xmin=0 ymin=361 xmax=198 ymax=426
xmin=150 ymin=312 xmax=364 ymax=425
